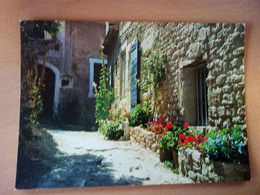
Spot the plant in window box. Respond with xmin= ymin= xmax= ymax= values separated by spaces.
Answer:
xmin=201 ymin=125 xmax=248 ymax=164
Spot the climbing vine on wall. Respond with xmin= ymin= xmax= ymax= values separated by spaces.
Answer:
xmin=137 ymin=49 xmax=167 ymax=119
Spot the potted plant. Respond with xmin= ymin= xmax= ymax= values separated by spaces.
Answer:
xmin=159 ymin=122 xmax=190 ymax=164
xmin=159 ymin=130 xmax=174 ymax=162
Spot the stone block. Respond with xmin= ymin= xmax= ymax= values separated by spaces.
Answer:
xmin=233 ymin=47 xmax=244 ymax=57
xmin=222 ymin=93 xmax=234 ymax=105
xmin=217 ymin=106 xmax=226 ymax=117
xmin=222 ymin=85 xmax=231 ymax=93
xmin=223 ymin=118 xmax=231 ymax=128
xmin=216 ymin=74 xmax=226 ymax=87
xmin=197 ymin=27 xmax=208 ymax=41
xmin=188 ymin=171 xmax=197 ymax=181
xmin=192 ymin=150 xmax=201 ymax=163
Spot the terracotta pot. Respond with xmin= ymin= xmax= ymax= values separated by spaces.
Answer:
xmin=172 ymin=150 xmax=178 ymax=165
xmin=159 ymin=148 xmax=173 ymax=162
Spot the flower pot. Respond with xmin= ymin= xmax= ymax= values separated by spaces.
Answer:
xmin=172 ymin=150 xmax=178 ymax=165
xmin=160 ymin=148 xmax=173 ymax=162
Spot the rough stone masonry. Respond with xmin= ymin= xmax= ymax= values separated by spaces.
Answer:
xmin=108 ymin=22 xmax=245 ymax=130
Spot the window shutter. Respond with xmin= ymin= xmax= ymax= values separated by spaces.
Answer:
xmin=130 ymin=40 xmax=139 ymax=112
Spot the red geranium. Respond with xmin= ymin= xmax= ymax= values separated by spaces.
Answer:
xmin=178 ymin=140 xmax=183 ymax=145
xmin=166 ymin=122 xmax=173 ymax=130
xmin=160 ymin=131 xmax=167 ymax=137
xmin=179 ymin=134 xmax=185 ymax=140
xmin=184 ymin=123 xmax=189 ymax=128
xmin=160 ymin=114 xmax=164 ymax=118
xmin=124 ymin=114 xmax=130 ymax=118
xmin=124 ymin=109 xmax=126 ymax=112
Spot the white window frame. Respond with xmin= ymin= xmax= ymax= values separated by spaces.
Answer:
xmin=88 ymin=58 xmax=107 ymax=98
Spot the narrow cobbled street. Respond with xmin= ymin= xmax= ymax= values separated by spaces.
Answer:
xmin=26 ymin=124 xmax=192 ymax=188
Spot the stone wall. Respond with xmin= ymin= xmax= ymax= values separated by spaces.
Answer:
xmin=107 ymin=22 xmax=245 ymax=130
xmin=178 ymin=147 xmax=250 ymax=182
xmin=130 ymin=126 xmax=160 ymax=153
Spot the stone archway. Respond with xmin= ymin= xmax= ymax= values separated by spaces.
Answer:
xmin=38 ymin=60 xmax=60 ymax=115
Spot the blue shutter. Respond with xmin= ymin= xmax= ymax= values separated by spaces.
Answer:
xmin=130 ymin=40 xmax=139 ymax=112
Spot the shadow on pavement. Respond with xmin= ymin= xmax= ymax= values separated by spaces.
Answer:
xmin=16 ymin=126 xmax=144 ymax=189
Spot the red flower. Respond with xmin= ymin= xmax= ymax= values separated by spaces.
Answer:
xmin=186 ymin=135 xmax=193 ymax=142
xmin=201 ymin=136 xmax=207 ymax=144
xmin=156 ymin=130 xmax=159 ymax=134
xmin=178 ymin=140 xmax=183 ymax=145
xmin=198 ymin=148 xmax=204 ymax=153
xmin=108 ymin=109 xmax=112 ymax=113
xmin=124 ymin=109 xmax=126 ymax=112
xmin=184 ymin=123 xmax=189 ymax=128
xmin=179 ymin=134 xmax=185 ymax=140
xmin=124 ymin=114 xmax=130 ymax=118
xmin=184 ymin=140 xmax=188 ymax=146
xmin=166 ymin=122 xmax=173 ymax=130
xmin=160 ymin=114 xmax=164 ymax=118
xmin=161 ymin=131 xmax=167 ymax=137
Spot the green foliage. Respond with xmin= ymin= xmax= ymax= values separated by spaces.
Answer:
xmin=100 ymin=121 xmax=124 ymax=140
xmin=128 ymin=103 xmax=152 ymax=127
xmin=202 ymin=125 xmax=248 ymax=163
xmin=94 ymin=40 xmax=115 ymax=122
xmin=20 ymin=20 xmax=62 ymax=43
xmin=159 ymin=131 xmax=174 ymax=153
xmin=163 ymin=160 xmax=179 ymax=174
xmin=139 ymin=49 xmax=167 ymax=92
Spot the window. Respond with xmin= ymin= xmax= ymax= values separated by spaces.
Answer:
xmin=120 ymin=53 xmax=126 ymax=99
xmin=195 ymin=66 xmax=208 ymax=126
xmin=183 ymin=63 xmax=208 ymax=126
xmin=88 ymin=58 xmax=107 ymax=98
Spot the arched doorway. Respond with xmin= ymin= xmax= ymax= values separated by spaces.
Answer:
xmin=38 ymin=60 xmax=60 ymax=116
xmin=38 ymin=65 xmax=55 ymax=118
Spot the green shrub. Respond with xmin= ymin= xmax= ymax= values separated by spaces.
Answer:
xmin=202 ymin=125 xmax=248 ymax=164
xmin=102 ymin=121 xmax=123 ymax=140
xmin=98 ymin=121 xmax=107 ymax=136
xmin=128 ymin=103 xmax=152 ymax=127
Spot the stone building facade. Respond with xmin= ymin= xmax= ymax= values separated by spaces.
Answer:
xmin=103 ymin=22 xmax=245 ymax=130
xmin=38 ymin=21 xmax=106 ymax=128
